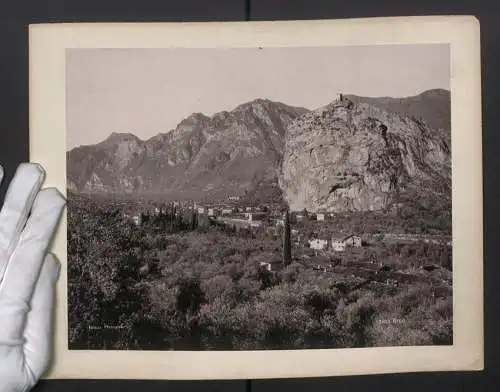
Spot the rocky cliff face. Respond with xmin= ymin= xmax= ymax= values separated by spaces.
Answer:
xmin=279 ymin=95 xmax=451 ymax=212
xmin=67 ymin=99 xmax=308 ymax=199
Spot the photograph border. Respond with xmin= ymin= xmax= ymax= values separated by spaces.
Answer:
xmin=29 ymin=16 xmax=483 ymax=380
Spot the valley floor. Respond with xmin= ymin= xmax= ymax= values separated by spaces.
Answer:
xmin=67 ymin=198 xmax=453 ymax=350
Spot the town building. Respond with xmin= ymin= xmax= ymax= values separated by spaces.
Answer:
xmin=344 ymin=234 xmax=362 ymax=248
xmin=132 ymin=215 xmax=142 ymax=226
xmin=245 ymin=212 xmax=267 ymax=221
xmin=331 ymin=238 xmax=346 ymax=252
xmin=308 ymin=238 xmax=328 ymax=250
xmin=331 ymin=234 xmax=362 ymax=251
xmin=208 ymin=208 xmax=220 ymax=217
xmin=259 ymin=262 xmax=272 ymax=272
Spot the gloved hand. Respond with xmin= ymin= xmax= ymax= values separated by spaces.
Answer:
xmin=0 ymin=163 xmax=66 ymax=392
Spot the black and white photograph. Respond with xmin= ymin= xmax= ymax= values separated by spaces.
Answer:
xmin=65 ymin=44 xmax=454 ymax=351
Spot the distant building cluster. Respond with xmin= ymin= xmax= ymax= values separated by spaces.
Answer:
xmin=119 ymin=195 xmax=365 ymax=254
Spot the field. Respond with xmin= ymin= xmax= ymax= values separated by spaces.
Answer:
xmin=67 ymin=195 xmax=453 ymax=351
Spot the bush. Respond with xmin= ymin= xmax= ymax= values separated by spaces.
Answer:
xmin=336 ymin=294 xmax=377 ymax=347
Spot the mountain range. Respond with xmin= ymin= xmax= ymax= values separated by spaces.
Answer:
xmin=67 ymin=89 xmax=451 ymax=213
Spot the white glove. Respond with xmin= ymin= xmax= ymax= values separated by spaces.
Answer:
xmin=0 ymin=163 xmax=66 ymax=392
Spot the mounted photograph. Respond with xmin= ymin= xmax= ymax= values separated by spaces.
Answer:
xmin=29 ymin=17 xmax=483 ymax=380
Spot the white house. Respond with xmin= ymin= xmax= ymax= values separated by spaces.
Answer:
xmin=259 ymin=262 xmax=272 ymax=271
xmin=343 ymin=234 xmax=362 ymax=248
xmin=308 ymin=238 xmax=328 ymax=250
xmin=221 ymin=208 xmax=233 ymax=215
xmin=197 ymin=207 xmax=205 ymax=214
xmin=331 ymin=234 xmax=362 ymax=251
xmin=331 ymin=238 xmax=346 ymax=252
xmin=132 ymin=215 xmax=142 ymax=226
xmin=317 ymin=213 xmax=325 ymax=221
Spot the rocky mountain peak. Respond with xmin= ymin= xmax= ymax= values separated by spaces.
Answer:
xmin=99 ymin=132 xmax=142 ymax=147
xmin=67 ymin=98 xmax=310 ymax=197
xmin=279 ymin=95 xmax=451 ymax=213
xmin=234 ymin=98 xmax=272 ymax=110
xmin=178 ymin=112 xmax=210 ymax=126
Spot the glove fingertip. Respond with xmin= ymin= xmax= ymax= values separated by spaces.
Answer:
xmin=18 ymin=162 xmax=46 ymax=181
xmin=37 ymin=188 xmax=67 ymax=210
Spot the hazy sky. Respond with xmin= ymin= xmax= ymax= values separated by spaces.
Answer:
xmin=66 ymin=44 xmax=450 ymax=149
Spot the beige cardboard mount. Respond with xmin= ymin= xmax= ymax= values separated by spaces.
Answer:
xmin=29 ymin=16 xmax=483 ymax=380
